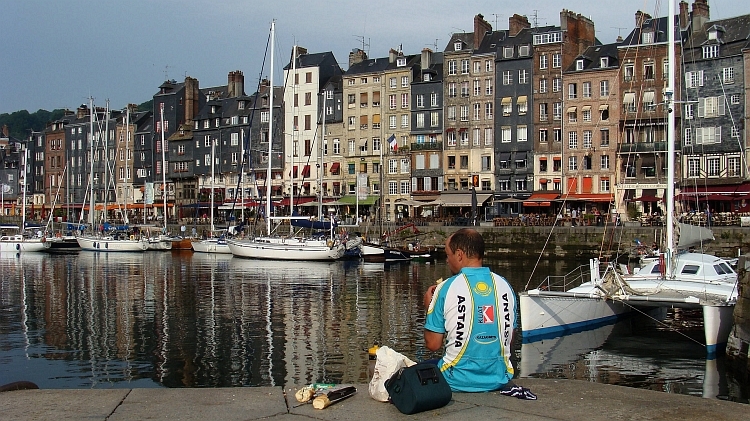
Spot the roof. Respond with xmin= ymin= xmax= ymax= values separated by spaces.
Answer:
xmin=683 ymin=13 xmax=750 ymax=60
xmin=564 ymin=42 xmax=621 ymax=72
xmin=444 ymin=32 xmax=474 ymax=52
xmin=619 ymin=15 xmax=685 ymax=48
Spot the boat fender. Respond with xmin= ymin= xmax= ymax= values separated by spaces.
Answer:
xmin=41 ymin=236 xmax=46 ymax=243
xmin=327 ymin=239 xmax=333 ymax=248
xmin=659 ymin=254 xmax=665 ymax=277
xmin=0 ymin=381 xmax=39 ymax=392
xmin=16 ymin=244 xmax=20 ymax=251
xmin=130 ymin=235 xmax=135 ymax=240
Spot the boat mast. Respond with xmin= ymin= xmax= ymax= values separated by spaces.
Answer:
xmin=666 ymin=0 xmax=676 ymax=277
xmin=21 ymin=144 xmax=28 ymax=233
xmin=290 ymin=43 xmax=296 ymax=235
xmin=88 ymin=97 xmax=95 ymax=227
xmin=210 ymin=137 xmax=215 ymax=234
xmin=104 ymin=100 xmax=110 ymax=223
xmin=265 ymin=20 xmax=275 ymax=235
xmin=124 ymin=106 xmax=130 ymax=224
xmin=159 ymin=103 xmax=168 ymax=232
xmin=318 ymin=89 xmax=324 ymax=221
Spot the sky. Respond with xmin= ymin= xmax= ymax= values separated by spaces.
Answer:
xmin=1 ymin=0 xmax=747 ymax=115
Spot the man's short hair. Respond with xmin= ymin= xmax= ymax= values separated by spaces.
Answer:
xmin=448 ymin=228 xmax=484 ymax=259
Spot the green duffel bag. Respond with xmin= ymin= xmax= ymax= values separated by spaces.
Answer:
xmin=385 ymin=363 xmax=452 ymax=414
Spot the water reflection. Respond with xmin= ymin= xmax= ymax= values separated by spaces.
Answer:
xmin=0 ymin=252 xmax=746 ymax=402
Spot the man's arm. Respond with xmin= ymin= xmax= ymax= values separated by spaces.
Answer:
xmin=424 ymin=329 xmax=444 ymax=351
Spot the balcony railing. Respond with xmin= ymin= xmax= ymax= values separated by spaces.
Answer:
xmin=410 ymin=141 xmax=443 ymax=151
xmin=617 ymin=141 xmax=669 ymax=153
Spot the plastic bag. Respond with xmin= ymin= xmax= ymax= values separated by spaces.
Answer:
xmin=368 ymin=346 xmax=416 ymax=402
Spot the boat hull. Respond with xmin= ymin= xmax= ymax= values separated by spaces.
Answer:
xmin=227 ymin=237 xmax=344 ymax=261
xmin=77 ymin=236 xmax=148 ymax=252
xmin=0 ymin=238 xmax=49 ymax=253
xmin=192 ymin=239 xmax=231 ymax=254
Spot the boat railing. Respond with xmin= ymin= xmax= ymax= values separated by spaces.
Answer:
xmin=535 ymin=264 xmax=591 ymax=292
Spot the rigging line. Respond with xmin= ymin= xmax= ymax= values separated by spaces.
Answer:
xmin=716 ymin=70 xmax=744 ymax=169
xmin=615 ymin=299 xmax=707 ymax=347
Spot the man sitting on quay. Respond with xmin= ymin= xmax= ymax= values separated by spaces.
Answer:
xmin=423 ymin=228 xmax=518 ymax=392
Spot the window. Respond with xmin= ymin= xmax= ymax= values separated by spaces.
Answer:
xmin=481 ymin=156 xmax=491 ymax=171
xmin=583 ymin=130 xmax=592 ymax=148
xmin=230 ymin=132 xmax=239 ymax=146
xmin=401 ymin=93 xmax=409 ymax=108
xmin=568 ymin=131 xmax=578 ymax=149
xmin=485 ymin=128 xmax=493 ymax=146
xmin=568 ymin=156 xmax=577 ymax=170
xmin=600 ymin=57 xmax=609 ymax=68
xmin=305 ymin=92 xmax=312 ymax=105
xmin=461 ymin=59 xmax=469 ymax=74
xmin=567 ymin=109 xmax=577 ymax=123
xmin=389 ymin=181 xmax=398 ymax=195
xmin=643 ymin=61 xmax=655 ymax=80
xmin=685 ymin=104 xmax=694 ymax=119
xmin=600 ymin=178 xmax=610 ymax=192
xmin=448 ymin=155 xmax=456 ymax=169
xmin=642 ymin=31 xmax=654 ymax=44
xmin=728 ymin=157 xmax=741 ymax=176
xmin=687 ymin=158 xmax=700 ymax=177
xmin=447 ymin=106 xmax=456 ymax=121
xmin=552 ymin=54 xmax=561 ymax=68
xmin=416 ymin=113 xmax=425 ymax=128
xmin=600 ymin=155 xmax=610 ymax=170
xmin=388 ymin=159 xmax=398 ymax=174
xmin=732 ymin=126 xmax=740 ymax=138
xmin=698 ymin=96 xmax=726 ymax=118
xmin=600 ymin=129 xmax=610 ymax=147
xmin=731 ymin=94 xmax=740 ymax=104
xmin=501 ymin=126 xmax=512 ymax=143
xmin=503 ymin=47 xmax=513 ymax=58
xmin=576 ymin=59 xmax=584 ymax=70
xmin=582 ymin=82 xmax=591 ymax=98
xmin=552 ymin=78 xmax=561 ymax=92
xmin=553 ymin=102 xmax=562 ymax=121
xmin=539 ymin=54 xmax=548 ymax=69
xmin=723 ymin=67 xmax=734 ymax=83
xmin=696 ymin=127 xmax=721 ymax=144
xmin=401 ymin=76 xmax=409 ymax=87
xmin=473 ymin=79 xmax=481 ymax=96
xmin=417 ymin=94 xmax=424 ymax=108
xmin=460 ymin=105 xmax=469 ymax=121
xmin=686 ymin=70 xmax=704 ymax=88
xmin=519 ymin=69 xmax=529 ymax=84
xmin=503 ymin=71 xmax=512 ymax=85
xmin=473 ymin=61 xmax=481 ymax=74
xmin=460 ymin=130 xmax=469 ymax=145
xmin=448 ymin=60 xmax=456 ymax=75
xmin=685 ymin=128 xmax=693 ymax=146
xmin=401 ymin=114 xmax=409 ymax=127
xmin=431 ymin=112 xmax=439 ymax=127
xmin=431 ymin=92 xmax=438 ymax=106
xmin=517 ymin=99 xmax=527 ymax=115
xmin=448 ymin=83 xmax=456 ymax=98
xmin=400 ymin=180 xmax=411 ymax=195
xmin=539 ymin=78 xmax=548 ymax=93
xmin=582 ymin=108 xmax=591 ymax=122
xmin=703 ymin=45 xmax=719 ymax=59
xmin=401 ymin=158 xmax=410 ymax=173
xmin=484 ymin=78 xmax=493 ymax=96
xmin=517 ymin=126 xmax=527 ymax=142
xmin=502 ymin=99 xmax=512 ymax=116
xmin=485 ymin=102 xmax=493 ymax=119
xmin=707 ymin=157 xmax=720 ymax=177
xmin=539 ymin=103 xmax=548 ymax=121
xmin=460 ymin=155 xmax=468 ymax=169
xmin=472 ymin=128 xmax=481 ymax=146
xmin=333 ymin=138 xmax=340 ymax=154
xmin=624 ymin=64 xmax=634 ymax=81
xmin=568 ymin=83 xmax=577 ymax=99
xmin=600 ymin=80 xmax=609 ymax=97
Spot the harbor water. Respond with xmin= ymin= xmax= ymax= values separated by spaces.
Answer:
xmin=0 ymin=251 xmax=746 ymax=403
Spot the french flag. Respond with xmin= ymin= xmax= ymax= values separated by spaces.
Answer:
xmin=387 ymin=134 xmax=397 ymax=151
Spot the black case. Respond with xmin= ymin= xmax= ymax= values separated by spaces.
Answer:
xmin=384 ymin=363 xmax=452 ymax=414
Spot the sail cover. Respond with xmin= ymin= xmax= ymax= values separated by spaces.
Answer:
xmin=677 ymin=222 xmax=714 ymax=249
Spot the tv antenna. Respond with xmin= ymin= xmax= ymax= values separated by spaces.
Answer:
xmin=492 ymin=14 xmax=502 ymax=28
xmin=612 ymin=27 xmax=627 ymax=37
xmin=354 ymin=35 xmax=370 ymax=56
xmin=163 ymin=65 xmax=171 ymax=81
xmin=531 ymin=10 xmax=540 ymax=28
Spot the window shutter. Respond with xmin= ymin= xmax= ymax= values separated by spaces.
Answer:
xmin=423 ymin=177 xmax=431 ymax=190
xmin=437 ymin=176 xmax=444 ymax=191
xmin=697 ymin=98 xmax=704 ymax=118
xmin=698 ymin=70 xmax=704 ymax=86
xmin=411 ymin=177 xmax=417 ymax=192
xmin=718 ymin=96 xmax=726 ymax=116
xmin=685 ymin=72 xmax=692 ymax=88
xmin=715 ymin=126 xmax=722 ymax=143
xmin=696 ymin=128 xmax=703 ymax=144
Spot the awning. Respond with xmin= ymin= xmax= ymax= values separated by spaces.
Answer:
xmin=680 ymin=184 xmax=744 ymax=195
xmin=623 ymin=92 xmax=636 ymax=104
xmin=499 ymin=152 xmax=511 ymax=162
xmin=337 ymin=195 xmax=378 ymax=206
xmin=643 ymin=91 xmax=655 ymax=103
xmin=566 ymin=106 xmax=576 ymax=113
xmin=515 ymin=152 xmax=527 ymax=161
xmin=329 ymin=162 xmax=340 ymax=173
xmin=372 ymin=114 xmax=380 ymax=124
xmin=501 ymin=97 xmax=512 ymax=104
xmin=517 ymin=96 xmax=527 ymax=103
xmin=523 ymin=193 xmax=559 ymax=207
xmin=302 ymin=165 xmax=311 ymax=177
xmin=599 ymin=104 xmax=609 ymax=111
xmin=582 ymin=105 xmax=591 ymax=111
xmin=438 ymin=192 xmax=493 ymax=207
xmin=631 ymin=195 xmax=662 ymax=203
xmin=539 ymin=179 xmax=548 ymax=183
xmin=560 ymin=193 xmax=614 ymax=203
xmin=275 ymin=197 xmax=316 ymax=206
xmin=539 ymin=156 xmax=547 ymax=161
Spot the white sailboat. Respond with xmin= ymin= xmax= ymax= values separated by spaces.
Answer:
xmin=519 ymin=1 xmax=738 ymax=356
xmin=192 ymin=137 xmax=230 ymax=253
xmin=145 ymin=104 xmax=173 ymax=250
xmin=77 ymin=99 xmax=148 ymax=252
xmin=0 ymin=145 xmax=49 ymax=253
xmin=227 ymin=21 xmax=345 ymax=261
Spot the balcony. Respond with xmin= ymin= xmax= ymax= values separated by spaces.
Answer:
xmin=410 ymin=141 xmax=443 ymax=151
xmin=617 ymin=141 xmax=669 ymax=153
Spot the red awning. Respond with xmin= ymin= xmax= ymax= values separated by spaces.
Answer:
xmin=302 ymin=165 xmax=311 ymax=177
xmin=561 ymin=193 xmax=614 ymax=203
xmin=680 ymin=183 xmax=749 ymax=195
xmin=523 ymin=193 xmax=559 ymax=207
xmin=330 ymin=162 xmax=340 ymax=173
xmin=631 ymin=195 xmax=663 ymax=202
xmin=275 ymin=197 xmax=316 ymax=206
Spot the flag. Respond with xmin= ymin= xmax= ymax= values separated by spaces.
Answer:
xmin=387 ymin=134 xmax=397 ymax=151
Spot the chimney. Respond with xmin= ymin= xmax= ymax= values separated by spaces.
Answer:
xmin=184 ymin=76 xmax=199 ymax=124
xmin=473 ymin=14 xmax=492 ymax=47
xmin=421 ymin=48 xmax=432 ymax=69
xmin=635 ymin=10 xmax=652 ymax=28
xmin=679 ymin=1 xmax=690 ymax=29
xmin=692 ymin=0 xmax=710 ymax=32
xmin=227 ymin=70 xmax=245 ymax=98
xmin=389 ymin=48 xmax=398 ymax=63
xmin=348 ymin=48 xmax=367 ymax=68
xmin=509 ymin=14 xmax=530 ymax=37
xmin=77 ymin=105 xmax=88 ymax=119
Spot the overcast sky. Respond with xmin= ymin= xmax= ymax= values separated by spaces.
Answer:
xmin=1 ymin=0 xmax=746 ymax=115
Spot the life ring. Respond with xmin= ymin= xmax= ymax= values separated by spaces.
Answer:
xmin=130 ymin=235 xmax=135 ymax=240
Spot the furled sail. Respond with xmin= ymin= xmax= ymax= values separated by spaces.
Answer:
xmin=676 ymin=222 xmax=714 ymax=249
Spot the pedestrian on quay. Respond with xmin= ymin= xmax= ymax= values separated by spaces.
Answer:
xmin=422 ymin=228 xmax=518 ymax=392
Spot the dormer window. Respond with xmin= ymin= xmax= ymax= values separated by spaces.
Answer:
xmin=211 ymin=106 xmax=216 ymax=114
xmin=397 ymin=57 xmax=406 ymax=67
xmin=503 ymin=47 xmax=513 ymax=59
xmin=454 ymin=42 xmax=462 ymax=51
xmin=238 ymin=101 xmax=245 ymax=110
xmin=423 ymin=73 xmax=432 ymax=82
xmin=642 ymin=30 xmax=654 ymax=44
xmin=600 ymin=57 xmax=609 ymax=68
xmin=703 ymin=44 xmax=719 ymax=59
xmin=518 ymin=45 xmax=530 ymax=57
xmin=576 ymin=59 xmax=584 ymax=70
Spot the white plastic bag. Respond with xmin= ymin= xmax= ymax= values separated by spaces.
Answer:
xmin=368 ymin=346 xmax=416 ymax=402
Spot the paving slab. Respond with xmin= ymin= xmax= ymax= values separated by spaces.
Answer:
xmin=109 ymin=387 xmax=288 ymax=421
xmin=0 ymin=389 xmax=129 ymax=420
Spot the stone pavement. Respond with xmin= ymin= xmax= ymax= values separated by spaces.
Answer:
xmin=0 ymin=379 xmax=745 ymax=420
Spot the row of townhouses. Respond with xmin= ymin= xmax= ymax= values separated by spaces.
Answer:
xmin=1 ymin=0 xmax=749 ymax=224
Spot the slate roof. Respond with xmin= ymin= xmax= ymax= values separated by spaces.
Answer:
xmin=619 ymin=15 xmax=686 ymax=48
xmin=444 ymin=32 xmax=474 ymax=52
xmin=682 ymin=13 xmax=750 ymax=60
xmin=564 ymin=42 xmax=621 ymax=72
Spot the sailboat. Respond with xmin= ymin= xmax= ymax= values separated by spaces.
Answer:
xmin=144 ymin=103 xmax=173 ymax=251
xmin=0 ymin=149 xmax=49 ymax=253
xmin=77 ymin=99 xmax=148 ymax=252
xmin=518 ymin=1 xmax=738 ymax=356
xmin=227 ymin=21 xmax=345 ymax=261
xmin=192 ymin=137 xmax=230 ymax=253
